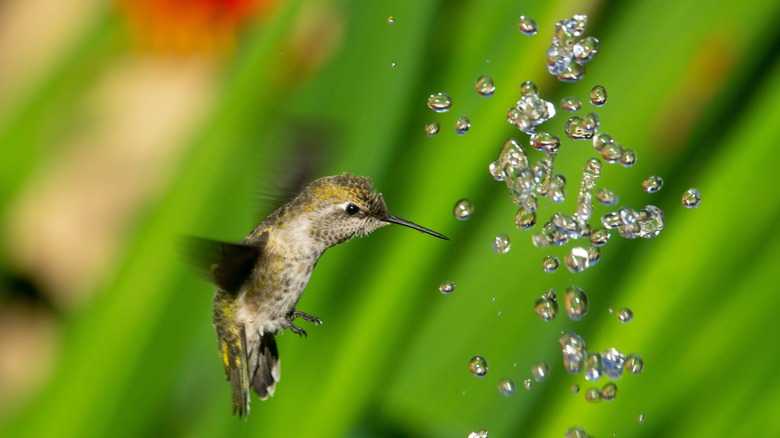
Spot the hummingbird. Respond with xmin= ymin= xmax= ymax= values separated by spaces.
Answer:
xmin=185 ymin=173 xmax=447 ymax=417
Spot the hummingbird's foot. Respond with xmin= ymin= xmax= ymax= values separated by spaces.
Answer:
xmin=287 ymin=323 xmax=308 ymax=337
xmin=289 ymin=310 xmax=323 ymax=326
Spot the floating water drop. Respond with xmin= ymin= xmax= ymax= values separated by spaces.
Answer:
xmin=559 ymin=330 xmax=587 ymax=374
xmin=534 ymin=289 xmax=558 ymax=321
xmin=475 ymin=75 xmax=495 ymax=97
xmin=620 ymin=148 xmax=637 ymax=167
xmin=564 ymin=286 xmax=588 ymax=320
xmin=561 ymin=96 xmax=582 ymax=112
xmin=455 ymin=116 xmax=471 ymax=135
xmin=636 ymin=205 xmax=665 ymax=238
xmin=390 ymin=61 xmax=397 ymax=68
xmin=515 ymin=206 xmax=536 ymax=229
xmin=508 ymin=93 xmax=556 ymax=133
xmin=601 ymin=382 xmax=618 ymax=401
xmin=520 ymin=80 xmax=538 ymax=96
xmin=565 ymin=113 xmax=598 ymax=139
xmin=439 ymin=281 xmax=455 ymax=294
xmin=542 ymin=255 xmax=559 ymax=273
xmin=584 ymin=387 xmax=602 ymax=403
xmin=427 ymin=93 xmax=452 ymax=113
xmin=617 ymin=307 xmax=633 ymax=322
xmin=517 ymin=15 xmax=538 ymax=36
xmin=642 ymin=175 xmax=664 ymax=193
xmin=592 ymin=132 xmax=613 ymax=151
xmin=587 ymin=246 xmax=600 ymax=266
xmin=453 ymin=198 xmax=474 ymax=220
xmin=584 ymin=352 xmax=602 ymax=382
xmin=498 ymin=379 xmax=515 ymax=396
xmin=469 ymin=356 xmax=488 ymax=377
xmin=638 ymin=413 xmax=646 ymax=424
xmin=565 ymin=427 xmax=589 ymax=438
xmin=596 ymin=188 xmax=618 ymax=206
xmin=564 ymin=246 xmax=590 ymax=273
xmin=468 ymin=430 xmax=489 ymax=438
xmin=387 ymin=16 xmax=394 ymax=24
xmin=532 ymin=362 xmax=549 ymax=381
xmin=571 ymin=384 xmax=580 ymax=393
xmin=523 ymin=379 xmax=533 ymax=390
xmin=492 ymin=234 xmax=511 ymax=254
xmin=589 ymin=85 xmax=607 ymax=106
xmin=572 ymin=36 xmax=599 ymax=62
xmin=602 ymin=347 xmax=625 ymax=379
xmin=424 ymin=121 xmax=440 ymax=137
xmin=682 ymin=188 xmax=701 ymax=208
xmin=625 ymin=354 xmax=644 ymax=375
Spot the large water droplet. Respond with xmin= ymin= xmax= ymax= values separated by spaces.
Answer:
xmin=517 ymin=15 xmax=538 ymax=36
xmin=682 ymin=188 xmax=701 ymax=208
xmin=532 ymin=362 xmax=550 ymax=381
xmin=542 ymin=255 xmax=559 ymax=273
xmin=596 ymin=188 xmax=618 ymax=206
xmin=589 ymin=85 xmax=607 ymax=106
xmin=617 ymin=307 xmax=633 ymax=322
xmin=590 ymin=227 xmax=610 ymax=246
xmin=469 ymin=356 xmax=488 ymax=377
xmin=424 ymin=121 xmax=440 ymax=137
xmin=475 ymin=75 xmax=495 ymax=97
xmin=427 ymin=93 xmax=452 ymax=113
xmin=642 ymin=175 xmax=664 ymax=193
xmin=560 ymin=330 xmax=587 ymax=374
xmin=515 ymin=206 xmax=536 ymax=229
xmin=468 ymin=430 xmax=489 ymax=438
xmin=564 ymin=247 xmax=590 ymax=273
xmin=561 ymin=96 xmax=582 ymax=112
xmin=498 ymin=379 xmax=515 ymax=396
xmin=455 ymin=116 xmax=471 ymax=135
xmin=602 ymin=347 xmax=625 ymax=379
xmin=453 ymin=198 xmax=474 ymax=220
xmin=520 ymin=80 xmax=538 ymax=96
xmin=492 ymin=234 xmax=511 ymax=254
xmin=636 ymin=205 xmax=664 ymax=238
xmin=534 ymin=289 xmax=558 ymax=321
xmin=601 ymin=382 xmax=618 ymax=401
xmin=439 ymin=281 xmax=455 ymax=295
xmin=530 ymin=132 xmax=561 ymax=153
xmin=573 ymin=36 xmax=599 ymax=62
xmin=584 ymin=352 xmax=602 ymax=382
xmin=564 ymin=286 xmax=589 ymax=320
xmin=584 ymin=387 xmax=602 ymax=403
xmin=620 ymin=148 xmax=637 ymax=167
xmin=625 ymin=354 xmax=644 ymax=374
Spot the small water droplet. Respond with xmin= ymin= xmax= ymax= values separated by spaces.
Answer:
xmin=560 ymin=330 xmax=587 ymax=374
xmin=573 ymin=36 xmax=600 ymax=63
xmin=564 ymin=247 xmax=590 ymax=273
xmin=453 ymin=198 xmax=474 ymax=220
xmin=625 ymin=354 xmax=644 ymax=374
xmin=427 ymin=93 xmax=452 ymax=113
xmin=542 ymin=255 xmax=559 ymax=273
xmin=602 ymin=347 xmax=625 ymax=379
xmin=387 ymin=16 xmax=395 ymax=24
xmin=596 ymin=188 xmax=618 ymax=206
xmin=515 ymin=206 xmax=536 ymax=229
xmin=589 ymin=85 xmax=607 ymax=106
xmin=390 ymin=61 xmax=397 ymax=68
xmin=523 ymin=378 xmax=533 ymax=390
xmin=590 ymin=227 xmax=610 ymax=246
xmin=424 ymin=121 xmax=440 ymax=137
xmin=565 ymin=427 xmax=589 ymax=438
xmin=469 ymin=356 xmax=488 ymax=377
xmin=468 ymin=430 xmax=489 ymax=438
xmin=564 ymin=286 xmax=588 ymax=320
xmin=455 ymin=116 xmax=471 ymax=135
xmin=682 ymin=188 xmax=701 ymax=208
xmin=561 ymin=96 xmax=582 ymax=112
xmin=439 ymin=281 xmax=455 ymax=295
xmin=620 ymin=148 xmax=637 ymax=167
xmin=601 ymin=382 xmax=618 ymax=401
xmin=534 ymin=289 xmax=558 ymax=321
xmin=617 ymin=307 xmax=633 ymax=322
xmin=520 ymin=80 xmax=538 ymax=96
xmin=584 ymin=352 xmax=602 ymax=382
xmin=638 ymin=413 xmax=646 ymax=424
xmin=584 ymin=387 xmax=602 ymax=403
xmin=492 ymin=234 xmax=511 ymax=254
xmin=530 ymin=132 xmax=561 ymax=153
xmin=531 ymin=362 xmax=549 ymax=381
xmin=642 ymin=175 xmax=664 ymax=193
xmin=475 ymin=75 xmax=495 ymax=97
xmin=518 ymin=15 xmax=538 ymax=36
xmin=498 ymin=379 xmax=515 ymax=396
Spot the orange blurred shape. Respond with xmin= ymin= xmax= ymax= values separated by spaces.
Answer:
xmin=118 ymin=0 xmax=277 ymax=53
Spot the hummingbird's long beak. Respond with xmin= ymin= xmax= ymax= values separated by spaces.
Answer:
xmin=383 ymin=215 xmax=449 ymax=240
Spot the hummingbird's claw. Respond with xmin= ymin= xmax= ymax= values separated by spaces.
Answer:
xmin=288 ymin=323 xmax=308 ymax=337
xmin=290 ymin=310 xmax=323 ymax=325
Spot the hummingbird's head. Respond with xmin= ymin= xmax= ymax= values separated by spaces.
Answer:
xmin=304 ymin=173 xmax=448 ymax=247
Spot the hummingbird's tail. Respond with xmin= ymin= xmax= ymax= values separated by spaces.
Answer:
xmin=248 ymin=333 xmax=280 ymax=401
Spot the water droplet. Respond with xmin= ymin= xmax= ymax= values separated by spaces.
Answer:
xmin=625 ymin=354 xmax=644 ymax=374
xmin=475 ymin=75 xmax=495 ymax=97
xmin=602 ymin=347 xmax=625 ymax=379
xmin=520 ymin=80 xmax=538 ymax=96
xmin=439 ymin=281 xmax=455 ymax=295
xmin=497 ymin=379 xmax=515 ymax=396
xmin=509 ymin=93 xmax=556 ymax=133
xmin=590 ymin=228 xmax=610 ymax=246
xmin=390 ymin=61 xmax=397 ymax=68
xmin=620 ymin=148 xmax=637 ymax=167
xmin=564 ymin=247 xmax=590 ymax=273
xmin=542 ymin=255 xmax=559 ymax=273
xmin=387 ymin=16 xmax=395 ymax=24
xmin=617 ymin=307 xmax=633 ymax=322
xmin=530 ymin=132 xmax=561 ymax=153
xmin=427 ymin=93 xmax=452 ymax=113
xmin=560 ymin=330 xmax=587 ymax=374
xmin=589 ymin=85 xmax=607 ymax=106
xmin=564 ymin=286 xmax=588 ymax=320
xmin=565 ymin=113 xmax=599 ymax=140
xmin=601 ymin=382 xmax=618 ymax=401
xmin=565 ymin=427 xmax=589 ymax=438
xmin=424 ymin=121 xmax=440 ymax=137
xmin=531 ymin=362 xmax=549 ymax=381
xmin=596 ymin=188 xmax=618 ymax=206
xmin=517 ymin=15 xmax=538 ymax=36
xmin=571 ymin=384 xmax=580 ymax=393
xmin=515 ymin=206 xmax=536 ymax=229
xmin=638 ymin=413 xmax=646 ymax=424
xmin=642 ymin=175 xmax=664 ymax=193
xmin=561 ymin=96 xmax=582 ymax=112
xmin=534 ymin=289 xmax=558 ymax=321
xmin=492 ymin=234 xmax=511 ymax=254
xmin=455 ymin=116 xmax=471 ymax=135
xmin=453 ymin=198 xmax=474 ymax=220
xmin=573 ymin=36 xmax=600 ymax=62
xmin=636 ymin=205 xmax=665 ymax=238
xmin=587 ymin=246 xmax=600 ymax=266
xmin=468 ymin=430 xmax=489 ymax=438
xmin=682 ymin=188 xmax=701 ymax=208
xmin=584 ymin=387 xmax=602 ymax=403
xmin=469 ymin=356 xmax=488 ymax=377
xmin=584 ymin=352 xmax=602 ymax=382
xmin=523 ymin=379 xmax=533 ymax=390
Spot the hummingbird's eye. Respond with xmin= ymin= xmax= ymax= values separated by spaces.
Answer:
xmin=345 ymin=203 xmax=360 ymax=216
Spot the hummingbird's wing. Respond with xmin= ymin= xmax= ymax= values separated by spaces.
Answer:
xmin=179 ymin=234 xmax=268 ymax=294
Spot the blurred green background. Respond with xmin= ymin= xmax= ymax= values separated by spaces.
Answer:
xmin=1 ymin=0 xmax=779 ymax=436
